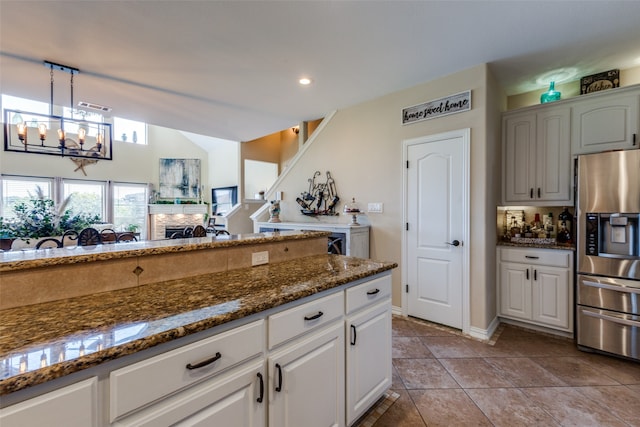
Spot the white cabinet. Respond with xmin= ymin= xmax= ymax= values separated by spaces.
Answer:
xmin=256 ymin=222 xmax=370 ymax=258
xmin=497 ymin=247 xmax=573 ymax=333
xmin=268 ymin=323 xmax=345 ymax=427
xmin=571 ymin=90 xmax=639 ymax=154
xmin=110 ymin=320 xmax=264 ymax=421
xmin=502 ymin=106 xmax=572 ymax=205
xmin=345 ymin=276 xmax=392 ymax=426
xmin=0 ymin=377 xmax=98 ymax=427
xmin=113 ymin=360 xmax=265 ymax=427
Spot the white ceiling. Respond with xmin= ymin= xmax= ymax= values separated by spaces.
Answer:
xmin=2 ymin=1 xmax=640 ymax=142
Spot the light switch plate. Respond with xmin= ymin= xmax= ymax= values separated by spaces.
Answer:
xmin=252 ymin=251 xmax=269 ymax=266
xmin=367 ymin=202 xmax=384 ymax=213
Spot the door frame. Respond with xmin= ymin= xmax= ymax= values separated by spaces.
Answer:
xmin=401 ymin=128 xmax=471 ymax=334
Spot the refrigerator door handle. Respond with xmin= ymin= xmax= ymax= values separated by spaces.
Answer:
xmin=582 ymin=279 xmax=640 ymax=295
xmin=582 ymin=309 xmax=640 ymax=328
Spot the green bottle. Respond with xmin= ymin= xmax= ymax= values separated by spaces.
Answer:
xmin=540 ymin=81 xmax=561 ymax=104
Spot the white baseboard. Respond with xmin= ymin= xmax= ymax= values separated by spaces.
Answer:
xmin=468 ymin=316 xmax=500 ymax=341
xmin=391 ymin=305 xmax=403 ymax=316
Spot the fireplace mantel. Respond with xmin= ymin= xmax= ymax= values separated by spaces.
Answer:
xmin=148 ymin=204 xmax=208 ymax=215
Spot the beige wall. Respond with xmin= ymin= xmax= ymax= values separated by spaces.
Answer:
xmin=261 ymin=64 xmax=502 ymax=332
xmin=0 ymin=123 xmax=211 ymax=202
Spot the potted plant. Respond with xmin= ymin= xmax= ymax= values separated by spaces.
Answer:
xmin=0 ymin=189 xmax=100 ymax=249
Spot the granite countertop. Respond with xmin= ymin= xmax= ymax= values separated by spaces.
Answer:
xmin=0 ymin=254 xmax=397 ymax=395
xmin=497 ymin=241 xmax=576 ymax=251
xmin=0 ymin=230 xmax=329 ymax=273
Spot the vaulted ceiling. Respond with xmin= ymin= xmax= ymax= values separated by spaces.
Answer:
xmin=2 ymin=1 xmax=640 ymax=142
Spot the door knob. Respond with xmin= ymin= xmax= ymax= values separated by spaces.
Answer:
xmin=445 ymin=240 xmax=461 ymax=247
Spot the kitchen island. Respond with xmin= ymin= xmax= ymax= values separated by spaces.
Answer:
xmin=0 ymin=231 xmax=396 ymax=426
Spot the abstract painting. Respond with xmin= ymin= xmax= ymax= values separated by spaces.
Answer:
xmin=159 ymin=158 xmax=201 ymax=199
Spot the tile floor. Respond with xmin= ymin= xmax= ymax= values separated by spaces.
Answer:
xmin=368 ymin=316 xmax=640 ymax=427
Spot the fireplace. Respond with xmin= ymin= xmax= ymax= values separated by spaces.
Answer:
xmin=148 ymin=204 xmax=207 ymax=240
xmin=165 ymin=226 xmax=186 ymax=238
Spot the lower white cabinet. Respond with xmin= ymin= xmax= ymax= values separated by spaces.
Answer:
xmin=0 ymin=377 xmax=98 ymax=427
xmin=497 ymin=247 xmax=573 ymax=333
xmin=345 ymin=276 xmax=392 ymax=426
xmin=113 ymin=359 xmax=265 ymax=427
xmin=268 ymin=322 xmax=345 ymax=427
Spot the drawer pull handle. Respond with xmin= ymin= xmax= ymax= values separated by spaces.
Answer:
xmin=304 ymin=311 xmax=324 ymax=321
xmin=257 ymin=372 xmax=264 ymax=403
xmin=525 ymin=256 xmax=539 ymax=259
xmin=350 ymin=324 xmax=357 ymax=346
xmin=185 ymin=352 xmax=222 ymax=370
xmin=366 ymin=288 xmax=380 ymax=295
xmin=275 ymin=363 xmax=283 ymax=392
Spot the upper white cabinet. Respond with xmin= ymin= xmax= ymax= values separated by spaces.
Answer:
xmin=503 ymin=106 xmax=572 ymax=205
xmin=571 ymin=90 xmax=639 ymax=155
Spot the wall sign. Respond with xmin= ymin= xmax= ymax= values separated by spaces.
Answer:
xmin=580 ymin=69 xmax=619 ymax=94
xmin=402 ymin=90 xmax=471 ymax=125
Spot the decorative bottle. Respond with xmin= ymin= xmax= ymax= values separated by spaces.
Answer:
xmin=540 ymin=81 xmax=561 ymax=104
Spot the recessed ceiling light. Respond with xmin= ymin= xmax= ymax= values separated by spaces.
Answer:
xmin=298 ymin=77 xmax=312 ymax=85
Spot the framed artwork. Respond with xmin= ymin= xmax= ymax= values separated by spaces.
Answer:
xmin=159 ymin=158 xmax=201 ymax=199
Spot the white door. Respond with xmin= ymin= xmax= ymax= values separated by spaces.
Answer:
xmin=405 ymin=130 xmax=469 ymax=329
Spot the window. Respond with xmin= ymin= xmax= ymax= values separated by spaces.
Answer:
xmin=114 ymin=117 xmax=146 ymax=144
xmin=112 ymin=183 xmax=148 ymax=239
xmin=2 ymin=176 xmax=150 ymax=240
xmin=2 ymin=94 xmax=50 ymax=115
xmin=63 ymin=180 xmax=106 ymax=220
xmin=1 ymin=177 xmax=53 ymax=219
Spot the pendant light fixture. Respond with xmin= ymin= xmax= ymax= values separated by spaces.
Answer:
xmin=3 ymin=60 xmax=113 ymax=160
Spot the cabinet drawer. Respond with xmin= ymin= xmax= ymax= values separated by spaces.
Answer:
xmin=110 ymin=320 xmax=264 ymax=421
xmin=346 ymin=275 xmax=391 ymax=314
xmin=268 ymin=291 xmax=343 ymax=349
xmin=0 ymin=378 xmax=98 ymax=427
xmin=499 ymin=247 xmax=571 ymax=268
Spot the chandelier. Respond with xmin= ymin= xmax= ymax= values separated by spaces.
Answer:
xmin=3 ymin=61 xmax=113 ymax=160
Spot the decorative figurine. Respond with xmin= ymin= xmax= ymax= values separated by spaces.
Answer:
xmin=268 ymin=200 xmax=281 ymax=223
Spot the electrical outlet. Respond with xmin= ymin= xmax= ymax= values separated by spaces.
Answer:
xmin=251 ymin=251 xmax=269 ymax=266
xmin=367 ymin=202 xmax=384 ymax=213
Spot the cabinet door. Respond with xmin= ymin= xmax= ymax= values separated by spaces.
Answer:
xmin=269 ymin=322 xmax=345 ymax=427
xmin=571 ymin=92 xmax=639 ymax=154
xmin=348 ymin=230 xmax=370 ymax=258
xmin=346 ymin=301 xmax=391 ymax=426
xmin=499 ymin=262 xmax=532 ymax=320
xmin=531 ymin=265 xmax=571 ymax=330
xmin=0 ymin=378 xmax=98 ymax=427
xmin=113 ymin=360 xmax=266 ymax=427
xmin=536 ymin=107 xmax=571 ymax=202
xmin=504 ymin=112 xmax=536 ymax=203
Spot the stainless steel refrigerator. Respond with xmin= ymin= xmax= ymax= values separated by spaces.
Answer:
xmin=576 ymin=149 xmax=640 ymax=360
